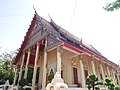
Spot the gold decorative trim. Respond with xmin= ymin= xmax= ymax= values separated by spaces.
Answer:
xmin=71 ymin=57 xmax=78 ymax=67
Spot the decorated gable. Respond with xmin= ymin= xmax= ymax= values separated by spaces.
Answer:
xmin=46 ymin=33 xmax=62 ymax=50
xmin=24 ymin=15 xmax=49 ymax=51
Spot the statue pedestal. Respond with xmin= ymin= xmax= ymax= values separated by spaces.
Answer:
xmin=46 ymin=72 xmax=68 ymax=90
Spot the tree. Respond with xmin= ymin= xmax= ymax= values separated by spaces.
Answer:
xmin=86 ymin=74 xmax=103 ymax=90
xmin=0 ymin=48 xmax=18 ymax=85
xmin=104 ymin=77 xmax=115 ymax=90
xmin=104 ymin=0 xmax=120 ymax=11
xmin=0 ymin=60 xmax=14 ymax=85
xmin=0 ymin=49 xmax=19 ymax=61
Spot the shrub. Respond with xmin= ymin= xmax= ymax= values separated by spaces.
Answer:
xmin=19 ymin=79 xmax=28 ymax=87
xmin=115 ymin=86 xmax=120 ymax=90
xmin=86 ymin=74 xmax=103 ymax=90
xmin=104 ymin=77 xmax=115 ymax=90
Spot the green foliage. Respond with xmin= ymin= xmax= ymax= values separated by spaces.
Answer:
xmin=104 ymin=77 xmax=115 ymax=90
xmin=86 ymin=74 xmax=103 ymax=90
xmin=47 ymin=69 xmax=54 ymax=84
xmin=104 ymin=0 xmax=120 ymax=11
xmin=115 ymin=86 xmax=120 ymax=90
xmin=0 ymin=60 xmax=14 ymax=85
xmin=19 ymin=68 xmax=38 ymax=86
xmin=19 ymin=79 xmax=28 ymax=87
xmin=95 ymin=87 xmax=100 ymax=90
xmin=27 ymin=67 xmax=33 ymax=85
xmin=0 ymin=48 xmax=18 ymax=85
xmin=36 ymin=67 xmax=40 ymax=84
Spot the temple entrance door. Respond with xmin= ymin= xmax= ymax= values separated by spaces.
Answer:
xmin=84 ymin=70 xmax=88 ymax=80
xmin=61 ymin=70 xmax=63 ymax=79
xmin=73 ymin=67 xmax=78 ymax=84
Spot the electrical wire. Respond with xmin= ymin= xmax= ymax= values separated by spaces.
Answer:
xmin=68 ymin=0 xmax=78 ymax=30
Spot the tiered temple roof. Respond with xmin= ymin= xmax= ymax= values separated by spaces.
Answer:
xmin=13 ymin=13 xmax=119 ymax=68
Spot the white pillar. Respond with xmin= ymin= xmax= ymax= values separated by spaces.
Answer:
xmin=32 ymin=43 xmax=40 ymax=89
xmin=107 ymin=66 xmax=110 ymax=77
xmin=42 ymin=51 xmax=47 ymax=89
xmin=112 ymin=70 xmax=116 ymax=82
xmin=24 ymin=49 xmax=31 ymax=79
xmin=79 ymin=55 xmax=86 ymax=88
xmin=110 ymin=69 xmax=115 ymax=81
xmin=42 ymin=37 xmax=48 ymax=89
xmin=38 ymin=54 xmax=42 ymax=85
xmin=91 ymin=55 xmax=96 ymax=75
xmin=91 ymin=60 xmax=96 ymax=75
xmin=13 ymin=67 xmax=18 ymax=86
xmin=117 ymin=68 xmax=120 ymax=85
xmin=18 ymin=53 xmax=25 ymax=82
xmin=57 ymin=46 xmax=62 ymax=75
xmin=116 ymin=73 xmax=120 ymax=85
xmin=100 ymin=64 xmax=105 ymax=79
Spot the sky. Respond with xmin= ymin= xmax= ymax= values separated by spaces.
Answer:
xmin=0 ymin=0 xmax=120 ymax=64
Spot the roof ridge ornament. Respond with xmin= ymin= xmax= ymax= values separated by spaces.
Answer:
xmin=79 ymin=38 xmax=82 ymax=47
xmin=48 ymin=14 xmax=52 ymax=21
xmin=33 ymin=5 xmax=35 ymax=11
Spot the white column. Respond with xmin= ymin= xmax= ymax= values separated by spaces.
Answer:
xmin=91 ymin=60 xmax=96 ymax=75
xmin=42 ymin=38 xmax=48 ymax=89
xmin=117 ymin=68 xmax=120 ymax=85
xmin=91 ymin=56 xmax=96 ymax=75
xmin=107 ymin=66 xmax=110 ymax=77
xmin=79 ymin=55 xmax=86 ymax=88
xmin=24 ymin=49 xmax=31 ymax=79
xmin=100 ymin=64 xmax=105 ymax=79
xmin=32 ymin=43 xmax=40 ymax=89
xmin=38 ymin=54 xmax=42 ymax=85
xmin=116 ymin=73 xmax=120 ymax=85
xmin=18 ymin=53 xmax=25 ymax=82
xmin=110 ymin=69 xmax=115 ymax=81
xmin=112 ymin=69 xmax=116 ymax=82
xmin=42 ymin=51 xmax=47 ymax=88
xmin=13 ymin=67 xmax=18 ymax=86
xmin=57 ymin=46 xmax=62 ymax=75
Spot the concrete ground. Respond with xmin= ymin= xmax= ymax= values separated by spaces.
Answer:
xmin=0 ymin=85 xmax=13 ymax=90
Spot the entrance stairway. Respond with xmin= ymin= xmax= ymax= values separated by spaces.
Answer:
xmin=68 ymin=84 xmax=87 ymax=90
xmin=68 ymin=88 xmax=88 ymax=90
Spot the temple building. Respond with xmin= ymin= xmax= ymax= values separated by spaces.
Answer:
xmin=12 ymin=12 xmax=120 ymax=89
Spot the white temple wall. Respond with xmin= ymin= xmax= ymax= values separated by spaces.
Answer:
xmin=47 ymin=49 xmax=57 ymax=75
xmin=36 ymin=48 xmax=120 ymax=87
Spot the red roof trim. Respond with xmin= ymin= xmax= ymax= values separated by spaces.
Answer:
xmin=64 ymin=41 xmax=118 ymax=67
xmin=64 ymin=43 xmax=83 ymax=54
xmin=13 ymin=14 xmax=37 ymax=65
xmin=82 ymin=45 xmax=118 ymax=67
xmin=84 ymin=48 xmax=94 ymax=55
xmin=84 ymin=48 xmax=101 ymax=59
xmin=94 ymin=54 xmax=101 ymax=59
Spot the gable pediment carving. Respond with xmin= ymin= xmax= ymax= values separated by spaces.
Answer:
xmin=46 ymin=34 xmax=61 ymax=50
xmin=71 ymin=57 xmax=79 ymax=67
